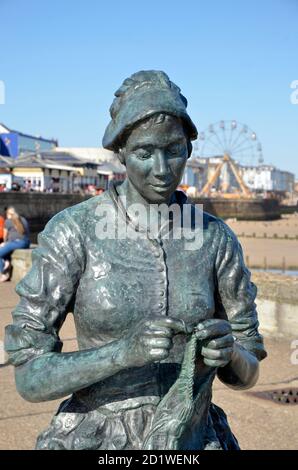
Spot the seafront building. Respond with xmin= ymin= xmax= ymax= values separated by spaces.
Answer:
xmin=0 ymin=150 xmax=125 ymax=193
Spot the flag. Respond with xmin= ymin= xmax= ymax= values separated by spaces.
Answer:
xmin=0 ymin=132 xmax=18 ymax=157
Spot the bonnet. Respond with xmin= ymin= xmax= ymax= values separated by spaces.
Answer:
xmin=102 ymin=70 xmax=198 ymax=152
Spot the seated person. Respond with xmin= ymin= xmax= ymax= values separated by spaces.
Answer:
xmin=0 ymin=212 xmax=5 ymax=243
xmin=0 ymin=206 xmax=30 ymax=282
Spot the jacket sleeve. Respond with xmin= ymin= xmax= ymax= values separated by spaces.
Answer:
xmin=4 ymin=210 xmax=85 ymax=366
xmin=214 ymin=220 xmax=267 ymax=361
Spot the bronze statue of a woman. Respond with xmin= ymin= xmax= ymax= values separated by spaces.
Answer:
xmin=5 ymin=70 xmax=267 ymax=450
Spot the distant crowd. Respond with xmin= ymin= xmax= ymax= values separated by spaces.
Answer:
xmin=0 ymin=182 xmax=106 ymax=195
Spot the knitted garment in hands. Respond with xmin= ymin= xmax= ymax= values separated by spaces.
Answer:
xmin=143 ymin=330 xmax=218 ymax=450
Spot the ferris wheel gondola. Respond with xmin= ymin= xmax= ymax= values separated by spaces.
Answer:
xmin=197 ymin=120 xmax=264 ymax=166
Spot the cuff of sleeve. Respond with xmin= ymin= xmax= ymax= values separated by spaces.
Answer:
xmin=233 ymin=333 xmax=267 ymax=362
xmin=4 ymin=324 xmax=63 ymax=367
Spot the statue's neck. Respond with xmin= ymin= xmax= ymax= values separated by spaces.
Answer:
xmin=116 ymin=179 xmax=175 ymax=232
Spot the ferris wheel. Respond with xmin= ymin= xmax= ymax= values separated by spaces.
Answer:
xmin=196 ymin=120 xmax=264 ymax=166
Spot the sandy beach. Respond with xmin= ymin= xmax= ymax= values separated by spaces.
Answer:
xmin=225 ymin=213 xmax=298 ymax=270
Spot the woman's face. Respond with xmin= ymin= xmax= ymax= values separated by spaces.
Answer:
xmin=6 ymin=209 xmax=14 ymax=219
xmin=122 ymin=116 xmax=189 ymax=203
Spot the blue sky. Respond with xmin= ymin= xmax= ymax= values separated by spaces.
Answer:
xmin=0 ymin=0 xmax=297 ymax=176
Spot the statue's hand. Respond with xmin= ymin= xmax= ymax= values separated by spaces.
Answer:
xmin=195 ymin=319 xmax=234 ymax=368
xmin=119 ymin=316 xmax=190 ymax=368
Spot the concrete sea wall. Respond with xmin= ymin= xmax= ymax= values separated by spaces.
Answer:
xmin=192 ymin=197 xmax=281 ymax=221
xmin=252 ymin=272 xmax=298 ymax=339
xmin=0 ymin=192 xmax=281 ymax=229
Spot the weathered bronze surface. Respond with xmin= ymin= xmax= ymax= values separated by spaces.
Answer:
xmin=5 ymin=71 xmax=266 ymax=450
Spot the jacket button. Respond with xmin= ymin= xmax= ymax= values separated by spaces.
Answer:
xmin=158 ymin=303 xmax=164 ymax=309
xmin=157 ymin=266 xmax=164 ymax=272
